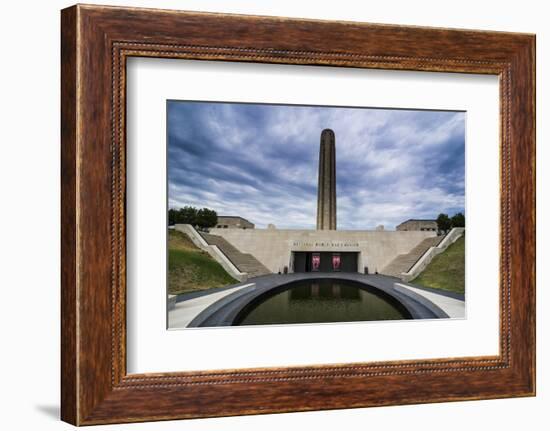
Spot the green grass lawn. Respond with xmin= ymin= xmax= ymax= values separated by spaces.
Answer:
xmin=168 ymin=229 xmax=237 ymax=295
xmin=411 ymin=235 xmax=465 ymax=294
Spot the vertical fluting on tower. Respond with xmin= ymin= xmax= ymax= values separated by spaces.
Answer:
xmin=316 ymin=129 xmax=336 ymax=230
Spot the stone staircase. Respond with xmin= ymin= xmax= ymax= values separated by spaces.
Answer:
xmin=381 ymin=236 xmax=444 ymax=278
xmin=200 ymin=233 xmax=271 ymax=278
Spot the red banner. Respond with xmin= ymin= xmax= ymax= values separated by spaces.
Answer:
xmin=332 ymin=253 xmax=341 ymax=271
xmin=312 ymin=253 xmax=320 ymax=271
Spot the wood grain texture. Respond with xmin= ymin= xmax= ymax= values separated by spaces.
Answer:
xmin=60 ymin=5 xmax=78 ymax=425
xmin=60 ymin=4 xmax=535 ymax=425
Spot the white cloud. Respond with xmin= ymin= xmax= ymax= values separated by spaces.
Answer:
xmin=168 ymin=101 xmax=465 ymax=230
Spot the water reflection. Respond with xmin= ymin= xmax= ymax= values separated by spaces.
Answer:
xmin=236 ymin=279 xmax=410 ymax=326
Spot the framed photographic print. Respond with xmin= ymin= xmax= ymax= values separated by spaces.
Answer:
xmin=61 ymin=4 xmax=535 ymax=425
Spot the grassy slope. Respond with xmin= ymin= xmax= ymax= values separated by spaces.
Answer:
xmin=168 ymin=229 xmax=237 ymax=295
xmin=411 ymin=235 xmax=465 ymax=294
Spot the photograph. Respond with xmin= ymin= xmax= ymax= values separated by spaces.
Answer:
xmin=166 ymin=100 xmax=467 ymax=328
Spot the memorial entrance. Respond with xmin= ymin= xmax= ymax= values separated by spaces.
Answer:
xmin=292 ymin=251 xmax=359 ymax=273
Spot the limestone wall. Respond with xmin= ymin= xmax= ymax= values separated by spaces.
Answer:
xmin=208 ymin=228 xmax=435 ymax=274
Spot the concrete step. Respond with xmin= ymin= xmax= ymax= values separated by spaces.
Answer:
xmin=200 ymin=232 xmax=271 ymax=278
xmin=381 ymin=236 xmax=443 ymax=278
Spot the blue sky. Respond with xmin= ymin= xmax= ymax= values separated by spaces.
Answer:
xmin=168 ymin=100 xmax=465 ymax=230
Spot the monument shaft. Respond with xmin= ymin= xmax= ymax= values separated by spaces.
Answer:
xmin=316 ymin=129 xmax=337 ymax=230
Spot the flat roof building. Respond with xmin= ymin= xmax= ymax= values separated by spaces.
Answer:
xmin=396 ymin=219 xmax=438 ymax=232
xmin=215 ymin=216 xmax=255 ymax=230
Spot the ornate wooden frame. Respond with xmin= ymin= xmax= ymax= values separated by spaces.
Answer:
xmin=61 ymin=4 xmax=536 ymax=425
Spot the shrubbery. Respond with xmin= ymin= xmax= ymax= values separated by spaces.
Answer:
xmin=436 ymin=212 xmax=465 ymax=233
xmin=168 ymin=206 xmax=218 ymax=229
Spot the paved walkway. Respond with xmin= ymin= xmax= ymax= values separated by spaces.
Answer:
xmin=394 ymin=282 xmax=465 ymax=318
xmin=168 ymin=283 xmax=254 ymax=328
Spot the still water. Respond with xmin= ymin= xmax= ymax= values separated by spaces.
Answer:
xmin=235 ymin=279 xmax=411 ymax=326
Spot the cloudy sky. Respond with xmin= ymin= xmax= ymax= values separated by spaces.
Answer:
xmin=167 ymin=100 xmax=465 ymax=230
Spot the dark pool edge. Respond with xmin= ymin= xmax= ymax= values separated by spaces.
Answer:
xmin=187 ymin=273 xmax=453 ymax=327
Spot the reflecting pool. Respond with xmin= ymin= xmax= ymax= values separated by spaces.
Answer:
xmin=235 ymin=279 xmax=411 ymax=326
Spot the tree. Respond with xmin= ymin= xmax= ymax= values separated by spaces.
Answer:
xmin=195 ymin=208 xmax=218 ymax=230
xmin=451 ymin=212 xmax=465 ymax=228
xmin=168 ymin=205 xmax=198 ymax=225
xmin=436 ymin=213 xmax=452 ymax=234
xmin=178 ymin=206 xmax=198 ymax=225
xmin=168 ymin=206 xmax=217 ymax=229
xmin=168 ymin=208 xmax=178 ymax=225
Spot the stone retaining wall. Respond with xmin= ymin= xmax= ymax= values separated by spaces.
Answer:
xmin=208 ymin=228 xmax=435 ymax=274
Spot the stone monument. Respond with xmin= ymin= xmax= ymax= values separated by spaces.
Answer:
xmin=316 ymin=129 xmax=337 ymax=230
